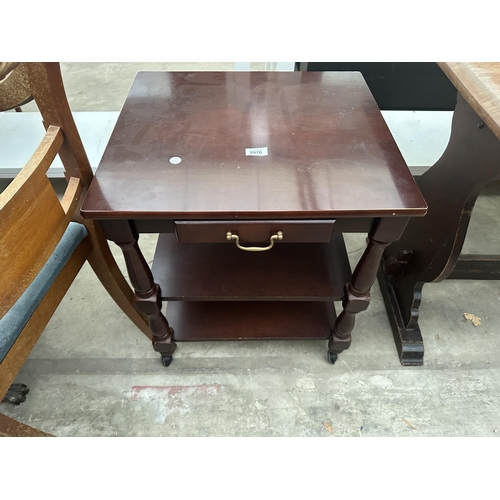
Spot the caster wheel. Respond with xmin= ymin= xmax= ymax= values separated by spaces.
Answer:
xmin=2 ymin=392 xmax=27 ymax=405
xmin=9 ymin=383 xmax=29 ymax=395
xmin=161 ymin=355 xmax=173 ymax=367
xmin=1 ymin=383 xmax=30 ymax=405
xmin=327 ymin=351 xmax=338 ymax=365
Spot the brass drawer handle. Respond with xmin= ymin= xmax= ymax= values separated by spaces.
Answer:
xmin=226 ymin=231 xmax=283 ymax=252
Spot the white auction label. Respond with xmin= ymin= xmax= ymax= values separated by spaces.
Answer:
xmin=245 ymin=147 xmax=268 ymax=156
xmin=169 ymin=156 xmax=182 ymax=164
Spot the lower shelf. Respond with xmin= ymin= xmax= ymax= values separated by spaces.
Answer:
xmin=166 ymin=301 xmax=336 ymax=341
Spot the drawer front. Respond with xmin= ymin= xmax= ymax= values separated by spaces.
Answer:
xmin=174 ymin=220 xmax=335 ymax=243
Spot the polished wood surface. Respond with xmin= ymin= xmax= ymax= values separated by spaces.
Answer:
xmin=81 ymin=71 xmax=426 ymax=220
xmin=329 ymin=231 xmax=392 ymax=355
xmin=174 ymin=219 xmax=335 ymax=243
xmin=83 ymin=70 xmax=427 ymax=366
xmin=166 ymin=301 xmax=336 ymax=341
xmin=438 ymin=63 xmax=500 ymax=141
xmin=380 ymin=63 xmax=500 ymax=365
xmin=99 ymin=219 xmax=176 ymax=356
xmin=0 ymin=126 xmax=67 ymax=314
xmin=152 ymin=233 xmax=351 ymax=301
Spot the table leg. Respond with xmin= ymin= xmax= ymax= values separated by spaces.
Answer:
xmin=379 ymin=93 xmax=500 ymax=365
xmin=99 ymin=220 xmax=176 ymax=365
xmin=328 ymin=218 xmax=408 ymax=363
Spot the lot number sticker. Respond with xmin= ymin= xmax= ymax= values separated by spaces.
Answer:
xmin=245 ymin=147 xmax=268 ymax=156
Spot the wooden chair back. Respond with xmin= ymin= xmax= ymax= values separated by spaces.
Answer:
xmin=0 ymin=63 xmax=150 ymax=437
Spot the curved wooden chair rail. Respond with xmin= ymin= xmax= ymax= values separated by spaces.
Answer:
xmin=0 ymin=62 xmax=151 ymax=437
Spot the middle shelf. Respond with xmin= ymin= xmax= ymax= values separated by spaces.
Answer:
xmin=151 ymin=233 xmax=351 ymax=301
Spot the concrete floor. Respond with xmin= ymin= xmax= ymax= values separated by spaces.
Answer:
xmin=2 ymin=63 xmax=500 ymax=437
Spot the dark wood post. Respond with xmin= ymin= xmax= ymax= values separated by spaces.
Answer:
xmin=99 ymin=220 xmax=176 ymax=359
xmin=329 ymin=239 xmax=390 ymax=354
xmin=329 ymin=218 xmax=409 ymax=357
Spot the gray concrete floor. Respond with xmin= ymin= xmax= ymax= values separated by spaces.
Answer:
xmin=2 ymin=63 xmax=500 ymax=437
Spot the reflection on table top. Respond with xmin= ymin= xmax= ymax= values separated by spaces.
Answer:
xmin=81 ymin=71 xmax=426 ymax=220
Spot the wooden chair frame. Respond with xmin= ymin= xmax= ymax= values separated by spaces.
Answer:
xmin=0 ymin=63 xmax=151 ymax=437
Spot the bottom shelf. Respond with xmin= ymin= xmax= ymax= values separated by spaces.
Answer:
xmin=166 ymin=301 xmax=336 ymax=342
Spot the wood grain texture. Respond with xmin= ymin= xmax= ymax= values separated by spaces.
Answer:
xmin=174 ymin=219 xmax=335 ymax=243
xmin=166 ymin=301 xmax=336 ymax=341
xmin=0 ymin=63 xmax=151 ymax=437
xmin=0 ymin=413 xmax=52 ymax=437
xmin=0 ymin=125 xmax=63 ymax=213
xmin=81 ymin=71 xmax=426 ymax=220
xmin=448 ymin=255 xmax=500 ymax=280
xmin=27 ymin=63 xmax=94 ymax=187
xmin=0 ymin=62 xmax=20 ymax=80
xmin=81 ymin=70 xmax=427 ymax=363
xmin=0 ymin=129 xmax=79 ymax=316
xmin=0 ymin=62 xmax=33 ymax=111
xmin=383 ymin=93 xmax=500 ymax=328
xmin=378 ymin=67 xmax=500 ymax=364
xmin=152 ymin=233 xmax=350 ymax=301
xmin=438 ymin=63 xmax=500 ymax=141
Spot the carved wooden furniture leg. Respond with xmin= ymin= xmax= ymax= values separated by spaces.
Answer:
xmin=328 ymin=219 xmax=408 ymax=364
xmin=100 ymin=220 xmax=176 ymax=366
xmin=379 ymin=93 xmax=500 ymax=365
xmin=81 ymin=71 xmax=428 ymax=368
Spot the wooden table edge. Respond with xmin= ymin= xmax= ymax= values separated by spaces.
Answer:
xmin=438 ymin=62 xmax=500 ymax=142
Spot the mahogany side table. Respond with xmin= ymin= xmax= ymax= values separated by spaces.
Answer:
xmin=81 ymin=71 xmax=427 ymax=366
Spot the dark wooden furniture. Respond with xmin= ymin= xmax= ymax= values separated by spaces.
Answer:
xmin=81 ymin=71 xmax=427 ymax=366
xmin=301 ymin=63 xmax=458 ymax=111
xmin=0 ymin=63 xmax=150 ymax=436
xmin=378 ymin=62 xmax=500 ymax=365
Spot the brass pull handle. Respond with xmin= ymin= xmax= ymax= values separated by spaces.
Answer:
xmin=226 ymin=231 xmax=283 ymax=252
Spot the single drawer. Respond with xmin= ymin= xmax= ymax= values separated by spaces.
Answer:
xmin=174 ymin=220 xmax=335 ymax=244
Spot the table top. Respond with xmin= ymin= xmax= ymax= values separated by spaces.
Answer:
xmin=438 ymin=63 xmax=500 ymax=142
xmin=81 ymin=71 xmax=426 ymax=220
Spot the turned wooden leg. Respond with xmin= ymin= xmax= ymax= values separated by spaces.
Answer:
xmin=99 ymin=220 xmax=176 ymax=361
xmin=328 ymin=218 xmax=409 ymax=362
xmin=329 ymin=238 xmax=391 ymax=357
